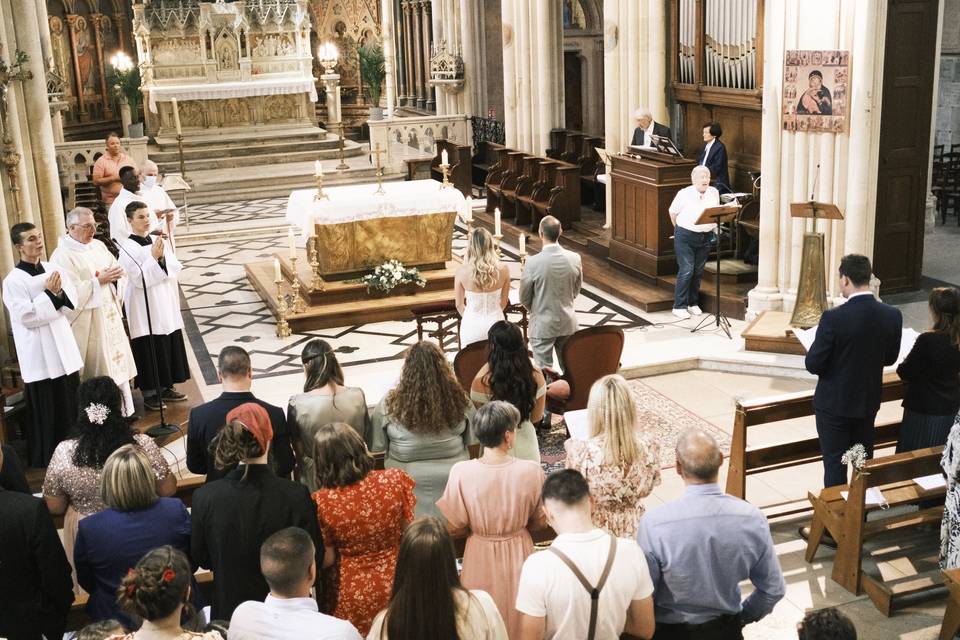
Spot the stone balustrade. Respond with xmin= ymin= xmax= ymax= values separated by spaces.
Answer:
xmin=55 ymin=137 xmax=150 ymax=186
xmin=367 ymin=113 xmax=472 ymax=174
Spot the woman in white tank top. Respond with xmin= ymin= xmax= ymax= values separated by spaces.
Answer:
xmin=455 ymin=228 xmax=511 ymax=346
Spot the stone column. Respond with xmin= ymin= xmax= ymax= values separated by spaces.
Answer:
xmin=411 ymin=1 xmax=424 ymax=108
xmin=420 ymin=0 xmax=435 ymax=111
xmin=321 ymin=72 xmax=342 ymax=124
xmin=459 ymin=0 xmax=484 ymax=117
xmin=11 ymin=0 xmax=65 ymax=248
xmin=381 ymin=0 xmax=398 ymax=116
xmin=402 ymin=1 xmax=415 ymax=106
xmin=746 ymin=1 xmax=889 ymax=316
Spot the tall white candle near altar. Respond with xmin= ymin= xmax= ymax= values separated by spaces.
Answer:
xmin=171 ymin=98 xmax=182 ymax=135
xmin=494 ymin=208 xmax=502 ymax=236
xmin=441 ymin=149 xmax=449 ymax=166
xmin=273 ymin=258 xmax=282 ymax=283
xmin=288 ymin=228 xmax=296 ymax=259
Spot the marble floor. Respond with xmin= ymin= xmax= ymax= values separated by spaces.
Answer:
xmin=168 ymin=194 xmax=954 ymax=639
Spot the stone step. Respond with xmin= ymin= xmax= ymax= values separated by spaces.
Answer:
xmin=154 ymin=144 xmax=366 ymax=173
xmin=152 ymin=125 xmax=329 ymax=149
xmin=149 ymin=136 xmax=349 ymax=162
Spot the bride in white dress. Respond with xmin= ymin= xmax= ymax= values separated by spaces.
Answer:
xmin=455 ymin=228 xmax=511 ymax=346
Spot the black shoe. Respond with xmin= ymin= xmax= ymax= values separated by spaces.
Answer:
xmin=143 ymin=396 xmax=167 ymax=411
xmin=537 ymin=412 xmax=553 ymax=432
xmin=161 ymin=388 xmax=188 ymax=402
xmin=798 ymin=525 xmax=837 ymax=549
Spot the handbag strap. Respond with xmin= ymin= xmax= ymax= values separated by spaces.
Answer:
xmin=547 ymin=534 xmax=618 ymax=640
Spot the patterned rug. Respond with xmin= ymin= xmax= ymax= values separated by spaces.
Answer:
xmin=539 ymin=377 xmax=732 ymax=474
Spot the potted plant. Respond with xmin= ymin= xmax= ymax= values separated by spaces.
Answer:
xmin=110 ymin=52 xmax=143 ymax=138
xmin=358 ymin=43 xmax=385 ymax=120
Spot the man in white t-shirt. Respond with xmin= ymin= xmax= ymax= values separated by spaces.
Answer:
xmin=516 ymin=469 xmax=655 ymax=640
xmin=668 ymin=165 xmax=720 ymax=320
xmin=230 ymin=527 xmax=361 ymax=640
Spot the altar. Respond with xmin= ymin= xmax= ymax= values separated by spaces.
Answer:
xmin=286 ymin=180 xmax=465 ymax=278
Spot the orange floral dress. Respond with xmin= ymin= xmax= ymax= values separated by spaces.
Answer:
xmin=312 ymin=468 xmax=416 ymax=635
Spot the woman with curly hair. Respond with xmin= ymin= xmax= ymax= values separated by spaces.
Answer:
xmin=43 ymin=376 xmax=176 ymax=592
xmin=455 ymin=228 xmax=511 ymax=346
xmin=115 ymin=546 xmax=219 ymax=639
xmin=369 ymin=341 xmax=475 ymax=519
xmin=288 ymin=339 xmax=371 ymax=492
xmin=470 ymin=321 xmax=546 ymax=462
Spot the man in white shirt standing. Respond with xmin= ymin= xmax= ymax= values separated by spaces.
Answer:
xmin=230 ymin=527 xmax=362 ymax=640
xmin=668 ymin=165 xmax=719 ymax=320
xmin=516 ymin=469 xmax=655 ymax=640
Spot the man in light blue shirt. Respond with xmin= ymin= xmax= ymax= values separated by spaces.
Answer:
xmin=636 ymin=429 xmax=785 ymax=639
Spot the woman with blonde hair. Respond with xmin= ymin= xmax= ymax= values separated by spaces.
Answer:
xmin=369 ymin=341 xmax=475 ymax=519
xmin=455 ymin=227 xmax=511 ymax=346
xmin=564 ymin=374 xmax=661 ymax=537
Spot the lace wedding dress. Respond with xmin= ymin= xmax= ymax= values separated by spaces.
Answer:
xmin=459 ymin=289 xmax=505 ymax=346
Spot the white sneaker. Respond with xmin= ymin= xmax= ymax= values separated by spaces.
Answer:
xmin=672 ymin=308 xmax=691 ymax=320
xmin=688 ymin=305 xmax=703 ymax=316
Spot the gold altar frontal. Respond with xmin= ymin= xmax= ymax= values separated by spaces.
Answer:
xmin=312 ymin=210 xmax=458 ymax=279
xmin=245 ymin=249 xmax=459 ymax=332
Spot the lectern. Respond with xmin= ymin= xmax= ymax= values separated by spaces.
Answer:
xmin=789 ymin=201 xmax=844 ymax=328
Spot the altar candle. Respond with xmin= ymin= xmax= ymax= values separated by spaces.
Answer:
xmin=494 ymin=208 xmax=501 ymax=236
xmin=519 ymin=233 xmax=525 ymax=254
xmin=315 ymin=160 xmax=323 ymax=177
xmin=288 ymin=228 xmax=296 ymax=259
xmin=273 ymin=258 xmax=282 ymax=283
xmin=441 ymin=149 xmax=449 ymax=166
xmin=306 ymin=212 xmax=316 ymax=237
xmin=171 ymin=98 xmax=182 ymax=136
xmin=464 ymin=196 xmax=473 ymax=222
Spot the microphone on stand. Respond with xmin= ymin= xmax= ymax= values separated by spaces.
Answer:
xmin=116 ymin=238 xmax=179 ymax=438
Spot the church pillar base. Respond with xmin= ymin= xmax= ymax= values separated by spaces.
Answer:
xmin=746 ymin=287 xmax=784 ymax=321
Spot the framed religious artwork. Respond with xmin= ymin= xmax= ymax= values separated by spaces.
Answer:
xmin=782 ymin=49 xmax=850 ymax=133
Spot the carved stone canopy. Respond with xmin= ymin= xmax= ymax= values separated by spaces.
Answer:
xmin=429 ymin=39 xmax=463 ymax=81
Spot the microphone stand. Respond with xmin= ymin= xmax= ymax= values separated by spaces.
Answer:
xmin=117 ymin=239 xmax=178 ymax=438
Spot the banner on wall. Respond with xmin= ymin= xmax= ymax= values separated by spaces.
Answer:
xmin=782 ymin=49 xmax=850 ymax=134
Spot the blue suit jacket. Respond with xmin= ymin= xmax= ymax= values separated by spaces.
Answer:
xmin=805 ymin=294 xmax=902 ymax=418
xmin=696 ymin=140 xmax=731 ymax=193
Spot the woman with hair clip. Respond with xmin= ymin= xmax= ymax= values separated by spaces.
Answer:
xmin=43 ymin=376 xmax=176 ymax=593
xmin=288 ymin=339 xmax=371 ymax=492
xmin=191 ymin=402 xmax=322 ymax=621
xmin=312 ymin=422 xmax=415 ymax=635
xmin=367 ymin=517 xmax=507 ymax=640
xmin=115 ymin=546 xmax=220 ymax=639
xmin=455 ymin=227 xmax=511 ymax=346
xmin=564 ymin=374 xmax=661 ymax=538
xmin=471 ymin=321 xmax=546 ymax=462
xmin=896 ymin=287 xmax=960 ymax=452
xmin=369 ymin=341 xmax=475 ymax=519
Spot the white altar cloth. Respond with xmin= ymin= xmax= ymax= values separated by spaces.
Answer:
xmin=285 ymin=179 xmax=466 ymax=236
xmin=148 ymin=77 xmax=318 ymax=113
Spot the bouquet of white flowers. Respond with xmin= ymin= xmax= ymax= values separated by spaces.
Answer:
xmin=841 ymin=443 xmax=869 ymax=474
xmin=357 ymin=259 xmax=427 ymax=294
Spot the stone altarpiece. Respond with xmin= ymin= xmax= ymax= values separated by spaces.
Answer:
xmin=133 ymin=0 xmax=319 ymax=137
xmin=307 ymin=0 xmax=382 ymax=110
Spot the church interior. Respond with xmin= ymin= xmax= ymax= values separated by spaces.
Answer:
xmin=2 ymin=0 xmax=960 ymax=638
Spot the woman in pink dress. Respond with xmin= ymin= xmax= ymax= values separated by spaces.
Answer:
xmin=437 ymin=401 xmax=546 ymax=639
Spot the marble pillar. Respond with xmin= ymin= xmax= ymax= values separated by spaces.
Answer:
xmin=402 ymin=1 xmax=416 ymax=106
xmin=322 ymin=72 xmax=342 ymax=124
xmin=411 ymin=1 xmax=425 ymax=107
xmin=502 ymin=0 xmax=563 ymax=155
xmin=381 ymin=0 xmax=397 ymax=116
xmin=747 ymin=2 xmax=888 ymax=316
xmin=420 ymin=0 xmax=435 ymax=111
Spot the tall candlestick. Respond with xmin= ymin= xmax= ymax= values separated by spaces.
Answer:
xmin=441 ymin=149 xmax=449 ymax=166
xmin=315 ymin=160 xmax=323 ymax=177
xmin=171 ymin=98 xmax=182 ymax=135
xmin=273 ymin=258 xmax=282 ymax=283
xmin=519 ymin=233 xmax=525 ymax=255
xmin=494 ymin=208 xmax=501 ymax=236
xmin=288 ymin=228 xmax=296 ymax=260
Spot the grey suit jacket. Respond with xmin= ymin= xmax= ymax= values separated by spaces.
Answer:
xmin=519 ymin=243 xmax=583 ymax=339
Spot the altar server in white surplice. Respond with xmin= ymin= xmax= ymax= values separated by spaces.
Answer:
xmin=2 ymin=222 xmax=83 ymax=466
xmin=116 ymin=201 xmax=191 ymax=412
xmin=51 ymin=207 xmax=138 ymax=417
xmin=108 ymin=165 xmax=158 ymax=243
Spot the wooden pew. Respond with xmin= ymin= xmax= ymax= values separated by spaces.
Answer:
xmin=484 ymin=145 xmax=513 ymax=214
xmin=579 ymin=135 xmax=605 ymax=209
xmin=561 ymin=132 xmax=586 ymax=164
xmin=516 ymin=160 xmax=551 ymax=227
xmin=546 ymin=128 xmax=568 ymax=160
xmin=473 ymin=140 xmax=502 ymax=188
xmin=805 ymin=446 xmax=947 ymax=615
xmin=510 ymin=156 xmax=543 ymax=224
xmin=494 ymin=151 xmax=529 ymax=218
xmin=531 ymin=162 xmax=581 ymax=230
xmin=428 ymin=139 xmax=472 ymax=197
xmin=725 ymin=372 xmax=906 ymax=515
xmin=940 ymin=568 xmax=960 ymax=640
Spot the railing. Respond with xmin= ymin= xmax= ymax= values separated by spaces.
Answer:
xmin=471 ymin=115 xmax=505 ymax=147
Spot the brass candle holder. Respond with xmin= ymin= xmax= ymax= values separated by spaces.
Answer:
xmin=309 ymin=236 xmax=325 ymax=292
xmin=314 ymin=172 xmax=329 ymax=201
xmin=493 ymin=233 xmax=504 ymax=259
xmin=176 ymin=133 xmax=189 ymax=182
xmin=438 ymin=163 xmax=451 ymax=189
xmin=275 ymin=282 xmax=292 ymax=338
xmin=371 ymin=142 xmax=386 ymax=195
xmin=520 ymin=254 xmax=527 ymax=269
xmin=289 ymin=255 xmax=307 ymax=314
xmin=337 ymin=122 xmax=350 ymax=171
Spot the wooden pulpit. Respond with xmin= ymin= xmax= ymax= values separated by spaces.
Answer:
xmin=608 ymin=151 xmax=697 ymax=277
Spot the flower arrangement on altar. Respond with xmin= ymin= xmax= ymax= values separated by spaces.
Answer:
xmin=356 ymin=259 xmax=426 ymax=294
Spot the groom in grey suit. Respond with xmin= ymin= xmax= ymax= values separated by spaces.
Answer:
xmin=520 ymin=216 xmax=583 ymax=370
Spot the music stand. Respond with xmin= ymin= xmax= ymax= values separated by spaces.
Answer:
xmin=651 ymin=134 xmax=683 ymax=158
xmin=690 ymin=204 xmax=741 ymax=338
xmin=788 ymin=200 xmax=844 ymax=328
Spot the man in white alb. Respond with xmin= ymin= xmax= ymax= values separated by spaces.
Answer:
xmin=2 ymin=223 xmax=83 ymax=466
xmin=108 ymin=165 xmax=158 ymax=243
xmin=669 ymin=165 xmax=719 ymax=320
xmin=139 ymin=160 xmax=179 ymax=240
xmin=51 ymin=207 xmax=138 ymax=417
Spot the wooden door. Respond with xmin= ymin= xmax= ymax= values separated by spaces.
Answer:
xmin=872 ymin=0 xmax=939 ymax=293
xmin=564 ymin=50 xmax=583 ymax=131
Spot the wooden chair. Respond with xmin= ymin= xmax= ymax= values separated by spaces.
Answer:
xmin=545 ymin=326 xmax=624 ymax=415
xmin=453 ymin=340 xmax=489 ymax=394
xmin=511 ymin=156 xmax=542 ymax=224
xmin=805 ymin=446 xmax=946 ymax=615
xmin=546 ymin=128 xmax=568 ymax=160
xmin=940 ymin=568 xmax=960 ymax=640
xmin=411 ymin=302 xmax=461 ymax=350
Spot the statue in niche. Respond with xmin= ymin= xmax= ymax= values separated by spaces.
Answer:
xmin=215 ymin=33 xmax=238 ymax=70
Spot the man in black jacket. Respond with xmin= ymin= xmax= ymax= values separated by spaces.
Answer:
xmin=630 ymin=108 xmax=672 ymax=148
xmin=187 ymin=345 xmax=295 ymax=481
xmin=805 ymin=254 xmax=902 ymax=488
xmin=0 ymin=446 xmax=74 ymax=640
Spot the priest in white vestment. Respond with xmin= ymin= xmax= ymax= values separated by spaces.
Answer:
xmin=108 ymin=165 xmax=158 ymax=243
xmin=116 ymin=200 xmax=191 ymax=411
xmin=2 ymin=222 xmax=83 ymax=466
xmin=51 ymin=207 xmax=138 ymax=417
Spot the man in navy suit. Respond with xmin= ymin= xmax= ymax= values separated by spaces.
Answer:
xmin=804 ymin=254 xmax=902 ymax=489
xmin=696 ymin=122 xmax=730 ymax=194
xmin=630 ymin=108 xmax=672 ymax=148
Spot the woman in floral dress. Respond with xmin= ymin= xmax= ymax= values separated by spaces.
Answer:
xmin=940 ymin=411 xmax=960 ymax=569
xmin=564 ymin=374 xmax=661 ymax=538
xmin=312 ymin=422 xmax=416 ymax=635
